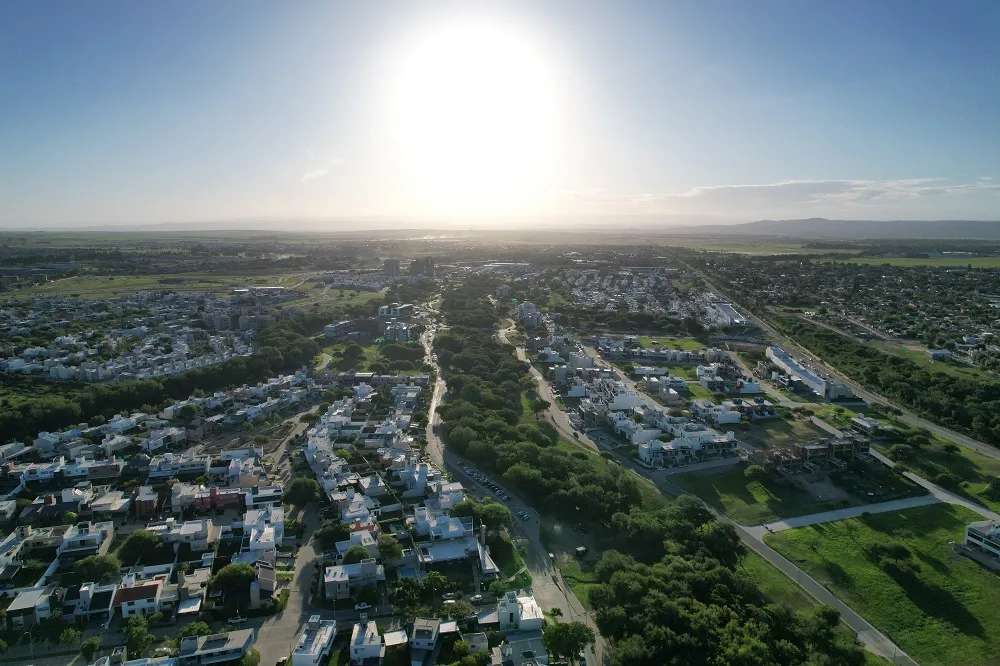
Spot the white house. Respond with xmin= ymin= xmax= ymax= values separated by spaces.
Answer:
xmin=498 ymin=590 xmax=544 ymax=634
xmin=350 ymin=620 xmax=385 ymax=665
xmin=292 ymin=616 xmax=338 ymax=666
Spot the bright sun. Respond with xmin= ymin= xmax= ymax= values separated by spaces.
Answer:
xmin=384 ymin=17 xmax=565 ymax=215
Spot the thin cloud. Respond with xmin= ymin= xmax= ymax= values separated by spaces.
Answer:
xmin=300 ymin=158 xmax=344 ymax=182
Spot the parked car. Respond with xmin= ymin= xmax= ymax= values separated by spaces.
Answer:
xmin=354 ymin=602 xmax=371 ymax=611
xmin=470 ymin=594 xmax=483 ymax=603
xmin=442 ymin=592 xmax=457 ymax=600
xmin=228 ymin=617 xmax=247 ymax=625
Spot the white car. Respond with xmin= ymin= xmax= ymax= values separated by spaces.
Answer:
xmin=227 ymin=617 xmax=247 ymax=625
xmin=354 ymin=602 xmax=371 ymax=611
xmin=470 ymin=594 xmax=483 ymax=603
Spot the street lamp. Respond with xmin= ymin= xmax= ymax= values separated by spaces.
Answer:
xmin=23 ymin=627 xmax=34 ymax=659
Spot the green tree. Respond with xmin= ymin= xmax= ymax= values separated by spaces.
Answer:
xmin=421 ymin=571 xmax=448 ymax=599
xmin=64 ymin=511 xmax=79 ymax=524
xmin=314 ymin=520 xmax=352 ymax=548
xmin=253 ymin=434 xmax=270 ymax=446
xmin=80 ymin=637 xmax=100 ymax=661
xmin=744 ymin=464 xmax=765 ymax=480
xmin=342 ymin=545 xmax=370 ymax=565
xmin=284 ymin=478 xmax=320 ymax=506
xmin=543 ymin=621 xmax=595 ymax=663
xmin=0 ymin=639 xmax=8 ymax=654
xmin=488 ymin=580 xmax=508 ymax=598
xmin=58 ymin=628 xmax=82 ymax=645
xmin=211 ymin=563 xmax=256 ymax=593
xmin=389 ymin=576 xmax=422 ymax=611
xmin=179 ymin=622 xmax=212 ymax=638
xmin=377 ymin=534 xmax=403 ymax=562
xmin=176 ymin=405 xmax=198 ymax=423
xmin=119 ymin=530 xmax=165 ymax=565
xmin=239 ymin=648 xmax=261 ymax=666
xmin=73 ymin=554 xmax=122 ymax=584
xmin=124 ymin=616 xmax=154 ymax=658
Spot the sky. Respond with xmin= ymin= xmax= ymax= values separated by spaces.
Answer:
xmin=1 ymin=0 xmax=998 ymax=229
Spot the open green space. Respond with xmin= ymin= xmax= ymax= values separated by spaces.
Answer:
xmin=638 ymin=335 xmax=704 ymax=350
xmin=12 ymin=272 xmax=290 ymax=298
xmin=671 ymin=465 xmax=858 ymax=524
xmin=878 ymin=421 xmax=1000 ymax=514
xmin=835 ymin=256 xmax=1000 ymax=268
xmin=871 ymin=341 xmax=996 ymax=381
xmin=735 ymin=417 xmax=832 ymax=451
xmin=661 ymin=239 xmax=859 ymax=255
xmin=765 ymin=503 xmax=1000 ymax=665
xmin=323 ymin=339 xmax=426 ymax=374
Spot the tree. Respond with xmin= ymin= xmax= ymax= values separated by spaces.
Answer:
xmin=180 ymin=622 xmax=212 ymax=638
xmin=377 ymin=534 xmax=403 ymax=562
xmin=300 ymin=412 xmax=320 ymax=425
xmin=343 ymin=545 xmax=370 ymax=565
xmin=211 ymin=563 xmax=256 ymax=593
xmin=0 ymin=639 xmax=7 ymax=655
xmin=390 ymin=576 xmax=422 ymax=611
xmin=314 ymin=520 xmax=352 ymax=548
xmin=81 ymin=637 xmax=100 ymax=661
xmin=73 ymin=554 xmax=122 ymax=584
xmin=124 ymin=616 xmax=154 ymax=658
xmin=285 ymin=478 xmax=320 ymax=506
xmin=119 ymin=530 xmax=165 ymax=565
xmin=58 ymin=628 xmax=82 ymax=645
xmin=744 ymin=464 xmax=764 ymax=480
xmin=176 ymin=405 xmax=198 ymax=423
xmin=543 ymin=622 xmax=595 ymax=663
xmin=253 ymin=434 xmax=270 ymax=446
xmin=444 ymin=600 xmax=475 ymax=619
xmin=943 ymin=442 xmax=960 ymax=457
xmin=488 ymin=580 xmax=508 ymax=598
xmin=65 ymin=511 xmax=79 ymax=524
xmin=421 ymin=571 xmax=448 ymax=599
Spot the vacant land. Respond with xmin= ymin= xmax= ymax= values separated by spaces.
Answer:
xmin=672 ymin=463 xmax=922 ymax=525
xmin=871 ymin=341 xmax=997 ymax=382
xmin=836 ymin=256 xmax=1000 ymax=268
xmin=672 ymin=465 xmax=856 ymax=524
xmin=765 ymin=504 xmax=1000 ymax=666
xmin=737 ymin=417 xmax=830 ymax=451
xmin=12 ymin=272 xmax=289 ymax=298
xmin=638 ymin=335 xmax=704 ymax=350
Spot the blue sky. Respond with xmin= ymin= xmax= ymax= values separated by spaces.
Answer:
xmin=1 ymin=0 xmax=998 ymax=227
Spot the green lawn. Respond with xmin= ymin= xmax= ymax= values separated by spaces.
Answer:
xmin=765 ymin=504 xmax=1000 ymax=666
xmin=638 ymin=336 xmax=705 ymax=350
xmin=556 ymin=555 xmax=599 ymax=610
xmin=736 ymin=417 xmax=831 ymax=451
xmin=671 ymin=465 xmax=857 ymax=525
xmin=12 ymin=272 xmax=289 ymax=298
xmin=872 ymin=342 xmax=996 ymax=381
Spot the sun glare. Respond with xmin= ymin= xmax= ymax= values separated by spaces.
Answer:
xmin=383 ymin=17 xmax=565 ymax=215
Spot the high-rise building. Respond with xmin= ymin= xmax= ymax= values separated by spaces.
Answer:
xmin=383 ymin=258 xmax=400 ymax=279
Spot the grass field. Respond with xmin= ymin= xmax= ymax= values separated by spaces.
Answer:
xmin=736 ymin=417 xmax=831 ymax=451
xmin=835 ymin=256 xmax=1000 ymax=268
xmin=671 ymin=465 xmax=857 ymax=524
xmin=765 ymin=504 xmax=1000 ymax=665
xmin=660 ymin=239 xmax=858 ymax=255
xmin=871 ymin=341 xmax=996 ymax=381
xmin=12 ymin=272 xmax=290 ymax=298
xmin=638 ymin=335 xmax=704 ymax=350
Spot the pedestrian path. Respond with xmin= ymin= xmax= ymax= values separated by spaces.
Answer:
xmin=744 ymin=494 xmax=941 ymax=538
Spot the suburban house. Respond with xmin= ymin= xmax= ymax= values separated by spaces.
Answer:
xmin=292 ymin=616 xmax=338 ymax=666
xmin=350 ymin=619 xmax=385 ymax=665
xmin=498 ymin=590 xmax=544 ymax=634
xmin=324 ymin=559 xmax=385 ymax=599
xmin=113 ymin=575 xmax=166 ymax=619
xmin=965 ymin=520 xmax=1000 ymax=561
xmin=410 ymin=617 xmax=441 ymax=651
xmin=178 ymin=630 xmax=256 ymax=666
xmin=6 ymin=586 xmax=59 ymax=627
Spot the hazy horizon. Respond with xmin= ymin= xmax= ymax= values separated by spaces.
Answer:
xmin=2 ymin=0 xmax=998 ymax=228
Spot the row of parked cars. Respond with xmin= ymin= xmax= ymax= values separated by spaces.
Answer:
xmin=460 ymin=464 xmax=511 ymax=502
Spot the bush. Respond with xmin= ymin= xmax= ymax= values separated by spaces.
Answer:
xmin=58 ymin=628 xmax=82 ymax=645
xmin=81 ymin=637 xmax=100 ymax=661
xmin=744 ymin=464 xmax=765 ymax=480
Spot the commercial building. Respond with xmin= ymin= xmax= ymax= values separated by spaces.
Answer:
xmin=766 ymin=346 xmax=851 ymax=400
xmin=324 ymin=321 xmax=354 ymax=340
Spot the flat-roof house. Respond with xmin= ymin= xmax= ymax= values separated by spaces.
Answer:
xmin=324 ymin=559 xmax=384 ymax=600
xmin=350 ymin=620 xmax=385 ymax=665
xmin=292 ymin=616 xmax=338 ymax=666
xmin=7 ymin=586 xmax=59 ymax=627
xmin=178 ymin=630 xmax=255 ymax=666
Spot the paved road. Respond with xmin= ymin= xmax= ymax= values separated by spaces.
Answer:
xmin=745 ymin=495 xmax=942 ymax=537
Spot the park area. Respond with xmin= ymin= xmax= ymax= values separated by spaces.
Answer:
xmin=637 ymin=335 xmax=704 ymax=350
xmin=764 ymin=504 xmax=1000 ymax=665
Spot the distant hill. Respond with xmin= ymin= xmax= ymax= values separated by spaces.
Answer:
xmin=703 ymin=218 xmax=1000 ymax=239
